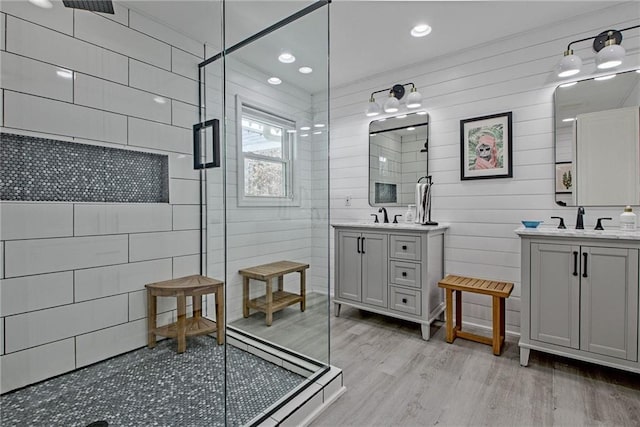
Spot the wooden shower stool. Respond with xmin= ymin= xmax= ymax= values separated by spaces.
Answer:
xmin=239 ymin=261 xmax=309 ymax=326
xmin=438 ymin=274 xmax=513 ymax=355
xmin=146 ymin=275 xmax=224 ymax=353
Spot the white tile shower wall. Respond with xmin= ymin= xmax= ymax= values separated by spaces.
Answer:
xmin=0 ymin=338 xmax=75 ymax=393
xmin=75 ymin=318 xmax=147 ymax=368
xmin=0 ymin=1 xmax=208 ymax=392
xmin=1 ymin=13 xmax=6 ymax=51
xmin=74 ymin=9 xmax=171 ymax=70
xmin=328 ymin=3 xmax=640 ymax=333
xmin=4 ymin=91 xmax=128 ymax=144
xmin=0 ymin=51 xmax=73 ymax=102
xmin=5 ymin=15 xmax=128 ymax=85
xmin=74 ymin=259 xmax=172 ymax=302
xmin=0 ymin=202 xmax=73 ymax=240
xmin=1 ymin=271 xmax=74 ymax=316
xmin=73 ymin=204 xmax=173 ymax=236
xmin=4 ymin=294 xmax=128 ymax=353
xmin=0 ymin=0 xmax=73 ymax=35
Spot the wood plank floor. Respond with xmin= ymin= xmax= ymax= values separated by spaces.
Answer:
xmin=312 ymin=306 xmax=640 ymax=427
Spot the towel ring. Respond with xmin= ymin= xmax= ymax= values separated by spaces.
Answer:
xmin=417 ymin=175 xmax=432 ymax=184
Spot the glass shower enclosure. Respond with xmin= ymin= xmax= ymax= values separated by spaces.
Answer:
xmin=0 ymin=0 xmax=331 ymax=425
xmin=197 ymin=0 xmax=331 ymax=423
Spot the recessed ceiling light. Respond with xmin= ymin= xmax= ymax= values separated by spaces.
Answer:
xmin=28 ymin=0 xmax=53 ymax=8
xmin=153 ymin=96 xmax=167 ymax=104
xmin=396 ymin=115 xmax=407 ymax=119
xmin=300 ymin=126 xmax=311 ymax=131
xmin=559 ymin=81 xmax=577 ymax=88
xmin=562 ymin=118 xmax=575 ymax=122
xmin=56 ymin=69 xmax=73 ymax=79
xmin=313 ymin=131 xmax=322 ymax=135
xmin=411 ymin=24 xmax=432 ymax=38
xmin=314 ymin=123 xmax=325 ymax=128
xmin=278 ymin=52 xmax=295 ymax=63
xmin=407 ymin=127 xmax=415 ymax=131
xmin=416 ymin=111 xmax=428 ymax=115
xmin=300 ymin=133 xmax=309 ymax=137
xmin=286 ymin=129 xmax=296 ymax=133
xmin=268 ymin=77 xmax=282 ymax=85
xmin=594 ymin=74 xmax=616 ymax=81
xmin=370 ymin=133 xmax=377 ymax=137
xmin=299 ymin=66 xmax=313 ymax=74
xmin=377 ymin=118 xmax=386 ymax=122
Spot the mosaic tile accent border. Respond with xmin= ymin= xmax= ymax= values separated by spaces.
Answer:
xmin=0 ymin=133 xmax=169 ymax=203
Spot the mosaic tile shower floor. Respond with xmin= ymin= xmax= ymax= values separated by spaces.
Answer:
xmin=0 ymin=336 xmax=304 ymax=426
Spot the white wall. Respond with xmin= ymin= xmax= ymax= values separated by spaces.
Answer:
xmin=0 ymin=0 xmax=205 ymax=392
xmin=329 ymin=2 xmax=640 ymax=333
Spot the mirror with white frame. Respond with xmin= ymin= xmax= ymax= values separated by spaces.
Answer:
xmin=369 ymin=112 xmax=429 ymax=206
xmin=554 ymin=69 xmax=640 ymax=207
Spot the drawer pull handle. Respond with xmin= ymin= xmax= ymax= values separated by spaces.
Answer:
xmin=402 ymin=245 xmax=407 ymax=250
xmin=401 ymin=272 xmax=407 ymax=277
xmin=402 ymin=298 xmax=407 ymax=304
xmin=572 ymin=251 xmax=578 ymax=276
xmin=582 ymin=252 xmax=588 ymax=278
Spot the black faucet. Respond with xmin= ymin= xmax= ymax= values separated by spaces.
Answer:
xmin=576 ymin=206 xmax=585 ymax=230
xmin=378 ymin=207 xmax=389 ymax=223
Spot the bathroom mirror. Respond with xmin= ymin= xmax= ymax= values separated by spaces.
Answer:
xmin=554 ymin=69 xmax=640 ymax=207
xmin=369 ymin=112 xmax=429 ymax=206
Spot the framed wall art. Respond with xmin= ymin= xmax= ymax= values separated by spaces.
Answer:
xmin=460 ymin=112 xmax=513 ymax=180
xmin=555 ymin=161 xmax=573 ymax=194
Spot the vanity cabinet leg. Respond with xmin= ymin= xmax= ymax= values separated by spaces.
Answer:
xmin=334 ymin=303 xmax=341 ymax=317
xmin=520 ymin=348 xmax=530 ymax=366
xmin=420 ymin=323 xmax=430 ymax=341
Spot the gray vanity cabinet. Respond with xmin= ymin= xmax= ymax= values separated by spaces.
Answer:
xmin=336 ymin=231 xmax=388 ymax=307
xmin=519 ymin=230 xmax=640 ymax=373
xmin=333 ymin=223 xmax=447 ymax=340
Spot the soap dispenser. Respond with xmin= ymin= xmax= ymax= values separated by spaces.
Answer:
xmin=405 ymin=204 xmax=415 ymax=223
xmin=620 ymin=206 xmax=637 ymax=231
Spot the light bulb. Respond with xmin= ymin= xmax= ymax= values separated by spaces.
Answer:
xmin=557 ymin=49 xmax=582 ymax=78
xmin=596 ymin=41 xmax=625 ymax=69
xmin=278 ymin=52 xmax=296 ymax=63
xmin=383 ymin=94 xmax=399 ymax=113
xmin=406 ymin=87 xmax=422 ymax=108
xmin=365 ymin=97 xmax=381 ymax=117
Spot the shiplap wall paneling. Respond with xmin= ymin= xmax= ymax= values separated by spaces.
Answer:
xmin=328 ymin=2 xmax=639 ymax=334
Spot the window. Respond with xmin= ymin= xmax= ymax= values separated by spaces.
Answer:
xmin=237 ymin=98 xmax=298 ymax=206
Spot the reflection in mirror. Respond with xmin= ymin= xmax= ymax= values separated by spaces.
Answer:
xmin=555 ymin=69 xmax=640 ymax=206
xmin=369 ymin=112 xmax=429 ymax=206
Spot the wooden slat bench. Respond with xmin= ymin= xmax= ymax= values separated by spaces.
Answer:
xmin=146 ymin=275 xmax=224 ymax=353
xmin=239 ymin=260 xmax=309 ymax=326
xmin=438 ymin=274 xmax=514 ymax=355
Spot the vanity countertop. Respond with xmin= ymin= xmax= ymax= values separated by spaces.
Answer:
xmin=515 ymin=227 xmax=640 ymax=241
xmin=332 ymin=222 xmax=450 ymax=232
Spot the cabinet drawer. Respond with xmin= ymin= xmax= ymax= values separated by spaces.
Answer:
xmin=389 ymin=260 xmax=421 ymax=288
xmin=389 ymin=286 xmax=421 ymax=316
xmin=390 ymin=235 xmax=421 ymax=261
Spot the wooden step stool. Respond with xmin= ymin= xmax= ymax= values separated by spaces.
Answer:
xmin=239 ymin=260 xmax=309 ymax=326
xmin=146 ymin=275 xmax=224 ymax=353
xmin=438 ymin=274 xmax=513 ymax=355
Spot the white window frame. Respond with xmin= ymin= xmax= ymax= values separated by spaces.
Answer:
xmin=236 ymin=95 xmax=300 ymax=207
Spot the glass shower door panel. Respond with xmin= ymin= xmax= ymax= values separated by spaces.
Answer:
xmin=224 ymin=0 xmax=330 ymax=382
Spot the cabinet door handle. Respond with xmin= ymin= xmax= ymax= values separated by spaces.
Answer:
xmin=402 ymin=271 xmax=407 ymax=277
xmin=402 ymin=245 xmax=407 ymax=250
xmin=573 ymin=251 xmax=578 ymax=276
xmin=361 ymin=237 xmax=366 ymax=254
xmin=582 ymin=252 xmax=588 ymax=278
xmin=357 ymin=237 xmax=361 ymax=254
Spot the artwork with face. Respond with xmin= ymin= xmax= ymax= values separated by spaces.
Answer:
xmin=460 ymin=112 xmax=512 ymax=180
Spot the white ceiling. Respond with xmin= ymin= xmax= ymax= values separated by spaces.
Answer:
xmin=121 ymin=1 xmax=622 ymax=91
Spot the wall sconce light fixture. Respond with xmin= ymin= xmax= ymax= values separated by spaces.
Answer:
xmin=365 ymin=83 xmax=422 ymax=117
xmin=557 ymin=24 xmax=639 ymax=78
